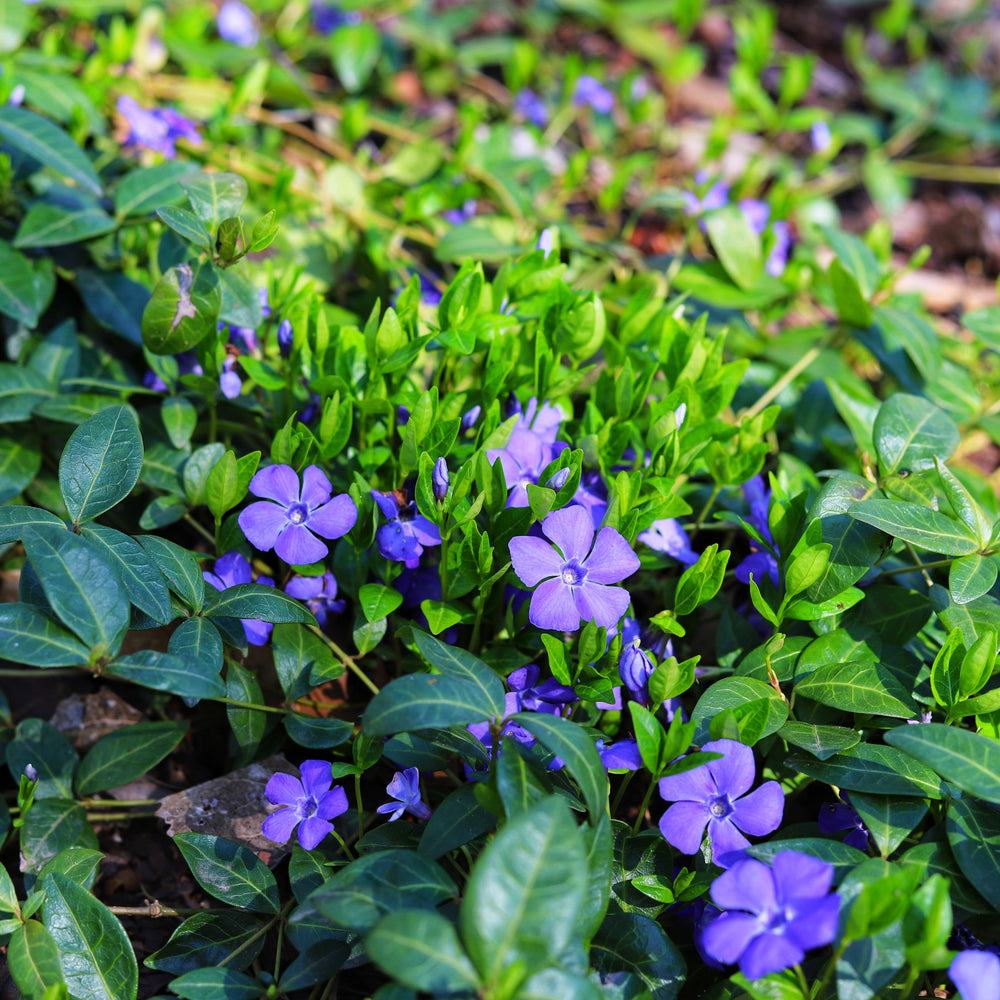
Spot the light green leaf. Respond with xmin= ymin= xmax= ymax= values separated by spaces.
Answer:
xmin=141 ymin=260 xmax=221 ymax=355
xmin=704 ymin=204 xmax=762 ymax=291
xmin=849 ymin=500 xmax=978 ymax=556
xmin=180 ymin=172 xmax=248 ymax=233
xmin=8 ymin=922 xmax=65 ymax=998
xmin=14 ymin=201 xmax=115 ymax=248
xmin=794 ymin=660 xmax=916 ymax=718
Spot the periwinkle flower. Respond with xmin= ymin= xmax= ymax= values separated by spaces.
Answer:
xmin=277 ymin=318 xmax=294 ymax=358
xmin=460 ymin=405 xmax=481 ymax=433
xmin=734 ymin=475 xmax=779 ymax=588
xmin=536 ymin=228 xmax=555 ymax=254
xmin=23 ymin=763 xmax=37 ymax=783
xmin=371 ymin=490 xmax=441 ymax=567
xmin=219 ymin=356 xmax=241 ymax=399
xmin=117 ymin=96 xmax=202 ymax=158
xmin=442 ymin=199 xmax=477 ymax=225
xmin=596 ymin=738 xmax=642 ymax=771
xmin=506 ymin=663 xmax=577 ymax=714
xmin=701 ymin=851 xmax=840 ymax=980
xmin=951 ymin=950 xmax=1000 ymax=1000
xmin=818 ymin=795 xmax=869 ymax=852
xmin=262 ymin=760 xmax=348 ymax=851
xmin=637 ymin=518 xmax=698 ymax=565
xmin=738 ymin=199 xmax=790 ymax=277
xmin=683 ymin=172 xmax=730 ymax=218
xmin=203 ymin=552 xmax=275 ymax=645
xmin=573 ymin=74 xmax=614 ymax=114
xmin=811 ymin=120 xmax=832 ymax=152
xmin=285 ymin=572 xmax=345 ymax=628
xmin=376 ymin=767 xmax=431 ymax=822
xmin=217 ymin=0 xmax=259 ymax=46
xmin=657 ymin=738 xmax=783 ymax=867
xmin=619 ymin=639 xmax=655 ymax=705
xmin=432 ymin=458 xmax=449 ymax=500
xmin=514 ymin=88 xmax=549 ymax=128
xmin=143 ymin=350 xmax=203 ymax=393
xmin=239 ymin=465 xmax=357 ymax=565
xmin=311 ymin=2 xmax=361 ymax=33
xmin=509 ymin=505 xmax=640 ymax=632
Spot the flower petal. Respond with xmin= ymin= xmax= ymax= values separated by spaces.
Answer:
xmin=316 ymin=784 xmax=349 ymax=821
xmin=732 ymin=780 xmax=784 ymax=837
xmin=710 ymin=817 xmax=752 ymax=867
xmin=509 ymin=536 xmax=563 ymax=587
xmin=262 ymin=807 xmax=300 ymax=844
xmin=408 ymin=515 xmax=441 ymax=547
xmin=772 ymin=849 xmax=834 ymax=902
xmin=308 ymin=493 xmax=358 ymax=540
xmin=573 ymin=581 xmax=630 ymax=630
xmin=704 ymin=739 xmax=755 ymax=799
xmin=242 ymin=619 xmax=273 ymax=646
xmin=540 ymin=505 xmax=594 ymax=562
xmin=951 ymin=950 xmax=1000 ymax=1000
xmin=301 ymin=465 xmax=333 ymax=506
xmin=701 ymin=912 xmax=763 ymax=966
xmin=529 ymin=577 xmax=581 ymax=631
xmin=658 ymin=760 xmax=718 ymax=804
xmin=299 ymin=760 xmax=333 ymax=798
xmin=378 ymin=522 xmax=422 ymax=562
xmin=239 ymin=500 xmax=289 ymax=552
xmin=214 ymin=552 xmax=252 ymax=586
xmin=285 ymin=576 xmax=323 ymax=601
xmin=584 ymin=527 xmax=640 ymax=584
xmin=710 ymin=857 xmax=775 ymax=914
xmin=739 ymin=932 xmax=802 ymax=981
xmin=265 ymin=772 xmax=304 ymax=808
xmin=249 ymin=464 xmax=300 ymax=505
xmin=298 ymin=816 xmax=334 ymax=851
xmin=275 ymin=524 xmax=328 ymax=565
xmin=371 ymin=490 xmax=400 ymax=520
xmin=786 ymin=893 xmax=840 ymax=952
xmin=658 ymin=800 xmax=710 ymax=854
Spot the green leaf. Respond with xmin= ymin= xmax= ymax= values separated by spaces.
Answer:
xmin=590 ymin=910 xmax=686 ymax=1000
xmin=204 ymin=583 xmax=314 ymax=624
xmin=161 ymin=396 xmax=198 ymax=449
xmin=106 ymin=650 xmax=226 ymax=700
xmin=14 ymin=200 xmax=115 ymax=248
xmin=747 ymin=837 xmax=869 ymax=881
xmin=417 ymin=782 xmax=497 ymax=860
xmin=411 ymin=627 xmax=506 ymax=716
xmin=170 ymin=968 xmax=261 ymax=1000
xmin=175 ymin=834 xmax=279 ymax=913
xmin=248 ymin=209 xmax=278 ymax=252
xmin=359 ymin=582 xmax=403 ymax=622
xmin=0 ymin=430 xmax=40 ymax=501
xmin=964 ymin=305 xmax=1000 ymax=348
xmin=828 ymin=258 xmax=872 ymax=328
xmin=512 ymin=711 xmax=607 ymax=819
xmin=329 ymin=21 xmax=382 ymax=92
xmin=272 ymin=623 xmax=338 ymax=702
xmin=0 ymin=242 xmax=46 ymax=327
xmin=74 ymin=721 xmax=188 ymax=796
xmin=0 ymin=106 xmax=101 ymax=194
xmin=0 ymin=602 xmax=90 ymax=667
xmin=787 ymin=743 xmax=945 ymax=799
xmin=884 ymin=723 xmax=1000 ymax=803
xmin=205 ymin=449 xmax=259 ymax=522
xmin=183 ymin=442 xmax=225 ymax=506
xmin=460 ymin=797 xmax=586 ymax=988
xmin=778 ymin=722 xmax=861 ymax=760
xmin=496 ymin=739 xmax=553 ymax=817
xmin=137 ymin=535 xmax=205 ymax=610
xmin=141 ymin=260 xmax=222 ymax=355
xmin=75 ymin=268 xmax=149 ymax=346
xmin=822 ymin=225 xmax=880 ymax=297
xmin=793 ymin=660 xmax=916 ymax=718
xmin=284 ymin=714 xmax=354 ymax=749
xmin=947 ymin=796 xmax=1000 ymax=914
xmin=8 ymin=921 xmax=65 ymax=998
xmin=362 ymin=673 xmax=498 ymax=737
xmin=80 ymin=525 xmax=172 ymax=624
xmin=0 ymin=0 xmax=28 ymax=53
xmin=20 ymin=798 xmax=97 ymax=874
xmin=366 ymin=910 xmax=481 ymax=995
xmin=145 ymin=911 xmax=265 ymax=974
xmin=849 ymin=792 xmax=927 ymax=857
xmin=156 ymin=205 xmax=212 ymax=248
xmin=36 ymin=848 xmax=102 ymax=891
xmin=113 ymin=161 xmax=195 ymax=219
xmin=22 ymin=525 xmax=129 ymax=652
xmin=42 ymin=872 xmax=137 ymax=1000
xmin=872 ymin=394 xmax=960 ymax=474
xmin=691 ymin=677 xmax=789 ymax=744
xmin=704 ymin=204 xmax=762 ymax=291
xmin=180 ymin=172 xmax=248 ymax=233
xmin=58 ymin=404 xmax=142 ymax=526
xmin=849 ymin=499 xmax=978 ymax=556
xmin=7 ymin=719 xmax=77 ymax=799
xmin=0 ymin=504 xmax=63 ymax=543
xmin=226 ymin=662 xmax=266 ymax=762
xmin=950 ymin=554 xmax=998 ymax=605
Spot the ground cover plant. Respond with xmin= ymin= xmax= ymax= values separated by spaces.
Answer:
xmin=4 ymin=0 xmax=1000 ymax=998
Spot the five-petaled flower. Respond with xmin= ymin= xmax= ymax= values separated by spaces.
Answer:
xmin=285 ymin=572 xmax=345 ymax=628
xmin=371 ymin=490 xmax=441 ymax=567
xmin=117 ymin=96 xmax=202 ymax=159
xmin=951 ymin=950 xmax=1000 ymax=1000
xmin=203 ymin=552 xmax=274 ymax=646
xmin=262 ymin=760 xmax=348 ymax=851
xmin=657 ymin=738 xmax=783 ymax=867
xmin=509 ymin=505 xmax=640 ymax=632
xmin=818 ymin=794 xmax=869 ymax=853
xmin=376 ymin=768 xmax=432 ymax=822
xmin=239 ymin=465 xmax=357 ymax=565
xmin=701 ymin=851 xmax=840 ymax=981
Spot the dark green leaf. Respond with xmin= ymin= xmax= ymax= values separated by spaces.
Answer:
xmin=170 ymin=968 xmax=261 ymax=1000
xmin=885 ymin=723 xmax=1000 ymax=803
xmin=272 ymin=623 xmax=338 ymax=702
xmin=145 ymin=911 xmax=265 ymax=974
xmin=106 ymin=650 xmax=226 ymax=700
xmin=113 ymin=161 xmax=195 ymax=219
xmin=590 ymin=910 xmax=686 ymax=1000
xmin=58 ymin=404 xmax=142 ymax=526
xmin=36 ymin=848 xmax=102 ymax=891
xmin=363 ymin=674 xmax=497 ymax=737
xmin=204 ymin=583 xmax=313 ymax=624
xmin=7 ymin=718 xmax=77 ymax=799
xmin=14 ymin=200 xmax=115 ymax=247
xmin=947 ymin=797 xmax=1000 ymax=914
xmin=417 ymin=782 xmax=497 ymax=860
xmin=20 ymin=798 xmax=97 ymax=874
xmin=778 ymin=722 xmax=861 ymax=760
xmin=0 ymin=242 xmax=45 ymax=327
xmin=42 ymin=872 xmax=138 ymax=1000
xmin=155 ymin=205 xmax=212 ymax=248
xmin=75 ymin=269 xmax=150 ymax=346
xmin=0 ymin=602 xmax=90 ymax=667
xmin=0 ymin=430 xmax=41 ymax=501
xmin=411 ymin=627 xmax=506 ymax=715
xmin=175 ymin=833 xmax=279 ymax=913
xmin=872 ymin=394 xmax=960 ymax=474
xmin=75 ymin=721 xmax=188 ymax=796
xmin=849 ymin=500 xmax=978 ymax=556
xmin=787 ymin=743 xmax=945 ymax=799
xmin=793 ymin=660 xmax=915 ymax=718
xmin=284 ymin=714 xmax=353 ymax=748
xmin=142 ymin=260 xmax=221 ymax=355
xmin=0 ymin=361 xmax=49 ymax=419
xmin=849 ymin=792 xmax=927 ymax=856
xmin=80 ymin=525 xmax=172 ymax=624
xmin=747 ymin=838 xmax=868 ymax=882
xmin=0 ymin=106 xmax=101 ymax=194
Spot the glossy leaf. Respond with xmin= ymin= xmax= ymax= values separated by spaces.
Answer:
xmin=885 ymin=723 xmax=1000 ymax=803
xmin=417 ymin=782 xmax=497 ymax=860
xmin=590 ymin=910 xmax=686 ymax=1000
xmin=411 ymin=627 xmax=506 ymax=715
xmin=0 ymin=106 xmax=101 ymax=194
xmin=0 ymin=602 xmax=90 ymax=667
xmin=7 ymin=718 xmax=77 ymax=799
xmin=175 ymin=833 xmax=280 ymax=913
xmin=793 ymin=660 xmax=916 ymax=718
xmin=363 ymin=674 xmax=498 ymax=737
xmin=75 ymin=721 xmax=188 ymax=796
xmin=849 ymin=792 xmax=927 ymax=857
xmin=704 ymin=204 xmax=761 ymax=291
xmin=170 ymin=968 xmax=261 ymax=1000
xmin=167 ymin=617 xmax=224 ymax=683
xmin=8 ymin=921 xmax=65 ymax=998
xmin=947 ymin=796 xmax=1000 ymax=914
xmin=106 ymin=650 xmax=226 ymax=700
xmin=142 ymin=260 xmax=222 ymax=355
xmin=180 ymin=172 xmax=248 ymax=232
xmin=778 ymin=722 xmax=861 ymax=760
xmin=80 ymin=524 xmax=172 ymax=624
xmin=949 ymin=553 xmax=998 ymax=605
xmin=145 ymin=911 xmax=265 ymax=974
xmin=114 ymin=161 xmax=195 ymax=219
xmin=691 ymin=676 xmax=789 ymax=743
xmin=283 ymin=714 xmax=353 ymax=749
xmin=14 ymin=200 xmax=115 ymax=248
xmin=204 ymin=583 xmax=313 ymax=624
xmin=872 ymin=394 xmax=960 ymax=474
xmin=20 ymin=798 xmax=97 ymax=873
xmin=787 ymin=743 xmax=945 ymax=799
xmin=849 ymin=499 xmax=978 ymax=556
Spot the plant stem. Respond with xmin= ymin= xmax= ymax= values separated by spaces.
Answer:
xmin=631 ymin=778 xmax=659 ymax=835
xmin=308 ymin=626 xmax=380 ymax=696
xmin=215 ymin=696 xmax=287 ymax=715
xmin=108 ymin=904 xmax=206 ymax=917
xmin=741 ymin=341 xmax=826 ymax=422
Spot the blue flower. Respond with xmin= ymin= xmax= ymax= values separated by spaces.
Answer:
xmin=203 ymin=552 xmax=274 ymax=646
xmin=506 ymin=663 xmax=577 ymax=714
xmin=262 ymin=761 xmax=348 ymax=851
xmin=376 ymin=767 xmax=431 ymax=822
xmin=573 ymin=75 xmax=614 ymax=114
xmin=951 ymin=950 xmax=1000 ymax=1000
xmin=514 ymin=88 xmax=549 ymax=128
xmin=818 ymin=794 xmax=869 ymax=853
xmin=117 ymin=96 xmax=202 ymax=159
xmin=217 ymin=0 xmax=259 ymax=46
xmin=371 ymin=490 xmax=441 ymax=567
xmin=734 ymin=475 xmax=779 ymax=588
xmin=285 ymin=572 xmax=344 ymax=628
xmin=637 ymin=518 xmax=698 ymax=565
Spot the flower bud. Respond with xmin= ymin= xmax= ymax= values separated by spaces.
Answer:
xmin=545 ymin=467 xmax=570 ymax=491
xmin=23 ymin=763 xmax=37 ymax=783
xmin=432 ymin=457 xmax=449 ymax=500
xmin=460 ymin=405 xmax=480 ymax=433
xmin=277 ymin=318 xmax=293 ymax=358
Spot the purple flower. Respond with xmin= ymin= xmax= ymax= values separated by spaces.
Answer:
xmin=285 ymin=572 xmax=345 ymax=628
xmin=818 ymin=795 xmax=869 ymax=853
xmin=376 ymin=767 xmax=432 ymax=822
xmin=311 ymin=2 xmax=361 ymax=33
xmin=738 ymin=200 xmax=790 ymax=277
xmin=573 ymin=469 xmax=608 ymax=529
xmin=117 ymin=96 xmax=202 ymax=159
xmin=573 ymin=74 xmax=614 ymax=114
xmin=683 ymin=172 xmax=730 ymax=218
xmin=514 ymin=88 xmax=549 ymax=128
xmin=734 ymin=475 xmax=779 ymax=588
xmin=460 ymin=405 xmax=481 ymax=433
xmin=239 ymin=465 xmax=357 ymax=565
xmin=371 ymin=490 xmax=441 ymax=567
xmin=277 ymin=318 xmax=294 ymax=358
xmin=536 ymin=228 xmax=555 ymax=254
xmin=203 ymin=552 xmax=275 ymax=645
xmin=432 ymin=458 xmax=449 ymax=500
xmin=217 ymin=0 xmax=259 ymax=46
xmin=596 ymin=738 xmax=642 ymax=771
xmin=262 ymin=760 xmax=349 ymax=851
xmin=657 ymin=738 xmax=783 ymax=867
xmin=219 ymin=357 xmax=241 ymax=399
xmin=619 ymin=640 xmax=656 ymax=705
xmin=637 ymin=518 xmax=698 ymax=565
xmin=488 ymin=431 xmax=567 ymax=509
xmin=511 ymin=396 xmax=563 ymax=443
xmin=952 ymin=950 xmax=1000 ymax=1000
xmin=702 ymin=851 xmax=840 ymax=980
xmin=507 ymin=663 xmax=578 ymax=713
xmin=509 ymin=505 xmax=640 ymax=632
xmin=143 ymin=350 xmax=203 ymax=392
xmin=811 ymin=120 xmax=832 ymax=152
xmin=442 ymin=199 xmax=477 ymax=225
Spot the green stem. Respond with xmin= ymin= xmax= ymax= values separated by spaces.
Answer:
xmin=693 ymin=483 xmax=722 ymax=536
xmin=355 ymin=771 xmax=364 ymax=840
xmin=183 ymin=514 xmax=217 ymax=546
xmin=308 ymin=626 xmax=380 ymax=696
xmin=631 ymin=778 xmax=659 ymax=834
xmin=878 ymin=557 xmax=953 ymax=578
xmin=893 ymin=159 xmax=1000 ymax=184
xmin=108 ymin=904 xmax=208 ymax=917
xmin=215 ymin=696 xmax=287 ymax=715
xmin=741 ymin=340 xmax=827 ymax=422
xmin=221 ymin=904 xmax=289 ymax=967
xmin=331 ymin=829 xmax=356 ymax=861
